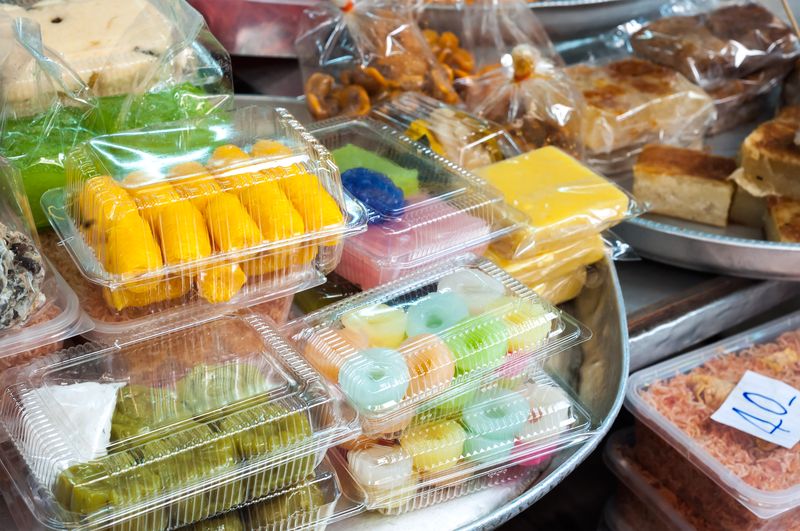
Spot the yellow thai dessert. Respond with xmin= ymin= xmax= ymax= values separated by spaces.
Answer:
xmin=77 ymin=175 xmax=139 ymax=245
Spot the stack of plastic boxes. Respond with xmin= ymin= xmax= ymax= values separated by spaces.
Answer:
xmin=612 ymin=311 xmax=800 ymax=530
xmin=289 ymin=256 xmax=593 ymax=516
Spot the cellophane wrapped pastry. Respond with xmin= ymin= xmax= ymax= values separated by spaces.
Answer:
xmin=625 ymin=310 xmax=800 ymax=530
xmin=565 ymin=58 xmax=716 ymax=174
xmin=0 ymin=158 xmax=87 ymax=368
xmin=295 ymin=0 xmax=459 ymax=121
xmin=0 ymin=314 xmax=358 ymax=530
xmin=0 ymin=0 xmax=233 ymax=228
xmin=40 ymin=106 xmax=366 ymax=344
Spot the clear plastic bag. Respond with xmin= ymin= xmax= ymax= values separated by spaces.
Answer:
xmin=0 ymin=0 xmax=233 ymax=227
xmin=474 ymin=147 xmax=643 ymax=259
xmin=295 ymin=0 xmax=459 ymax=121
xmin=630 ymin=1 xmax=799 ymax=90
xmin=0 ymin=157 xmax=89 ymax=365
xmin=460 ymin=44 xmax=584 ymax=159
xmin=0 ymin=313 xmax=358 ymax=530
xmin=40 ymin=106 xmax=366 ymax=344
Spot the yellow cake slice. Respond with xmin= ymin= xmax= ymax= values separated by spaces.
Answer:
xmin=741 ymin=106 xmax=800 ymax=200
xmin=633 ymin=144 xmax=736 ymax=227
xmin=765 ymin=197 xmax=800 ymax=243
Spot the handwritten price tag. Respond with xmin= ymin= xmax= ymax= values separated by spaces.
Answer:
xmin=711 ymin=370 xmax=800 ymax=449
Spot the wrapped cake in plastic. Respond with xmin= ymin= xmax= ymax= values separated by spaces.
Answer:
xmin=565 ymin=58 xmax=716 ymax=174
xmin=371 ymin=92 xmax=521 ymax=170
xmin=41 ymin=106 xmax=367 ymax=343
xmin=308 ymin=117 xmax=525 ymax=289
xmin=630 ymin=2 xmax=799 ymax=90
xmin=474 ymin=147 xmax=640 ymax=260
xmin=0 ymin=313 xmax=358 ymax=530
xmin=331 ymin=371 xmax=590 ymax=514
xmin=0 ymin=158 xmax=88 ymax=369
xmin=295 ymin=0 xmax=459 ymax=121
xmin=289 ymin=255 xmax=588 ymax=439
xmin=0 ymin=0 xmax=233 ymax=227
xmin=626 ymin=310 xmax=800 ymax=530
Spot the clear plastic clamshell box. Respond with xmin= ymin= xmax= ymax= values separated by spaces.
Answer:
xmin=625 ymin=309 xmax=800 ymax=529
xmin=370 ymin=93 xmax=523 ymax=171
xmin=307 ymin=117 xmax=526 ymax=289
xmin=329 ymin=370 xmax=591 ymax=515
xmin=0 ymin=158 xmax=89 ymax=367
xmin=40 ymin=106 xmax=367 ymax=343
xmin=603 ymin=429 xmax=694 ymax=531
xmin=290 ymin=254 xmax=588 ymax=439
xmin=0 ymin=313 xmax=358 ymax=530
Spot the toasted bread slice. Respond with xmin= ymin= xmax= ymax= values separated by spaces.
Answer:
xmin=765 ymin=196 xmax=800 ymax=243
xmin=741 ymin=106 xmax=800 ymax=200
xmin=633 ymin=144 xmax=735 ymax=227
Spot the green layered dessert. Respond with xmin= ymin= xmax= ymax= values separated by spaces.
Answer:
xmin=1 ymin=83 xmax=229 ymax=227
xmin=245 ymin=481 xmax=324 ymax=528
xmin=177 ymin=362 xmax=272 ymax=417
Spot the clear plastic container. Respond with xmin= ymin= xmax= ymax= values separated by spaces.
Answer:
xmin=626 ymin=309 xmax=800 ymax=528
xmin=40 ymin=106 xmax=367 ymax=343
xmin=330 ymin=370 xmax=590 ymax=515
xmin=371 ymin=93 xmax=522 ymax=170
xmin=629 ymin=2 xmax=799 ymax=91
xmin=604 ymin=429 xmax=698 ymax=531
xmin=294 ymin=272 xmax=362 ymax=316
xmin=0 ymin=313 xmax=358 ymax=530
xmin=473 ymin=147 xmax=640 ymax=260
xmin=308 ymin=117 xmax=526 ymax=289
xmin=0 ymin=158 xmax=90 ymax=366
xmin=565 ymin=58 xmax=716 ymax=175
xmin=289 ymin=254 xmax=588 ymax=438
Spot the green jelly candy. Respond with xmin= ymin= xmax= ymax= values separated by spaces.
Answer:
xmin=111 ymin=385 xmax=192 ymax=447
xmin=444 ymin=315 xmax=509 ymax=375
xmin=332 ymin=144 xmax=420 ymax=196
xmin=177 ymin=363 xmax=270 ymax=417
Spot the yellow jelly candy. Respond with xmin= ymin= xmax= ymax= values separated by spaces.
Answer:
xmin=400 ymin=420 xmax=467 ymax=474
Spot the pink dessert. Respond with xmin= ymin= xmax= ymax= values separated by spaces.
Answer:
xmin=336 ymin=197 xmax=490 ymax=289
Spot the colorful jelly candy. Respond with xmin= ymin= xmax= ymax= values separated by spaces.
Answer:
xmin=399 ymin=334 xmax=455 ymax=397
xmin=399 ymin=420 xmax=467 ymax=474
xmin=338 ymin=348 xmax=410 ymax=412
xmin=443 ymin=315 xmax=508 ymax=374
xmin=489 ymin=297 xmax=552 ymax=352
xmin=341 ymin=304 xmax=407 ymax=349
xmin=405 ymin=292 xmax=469 ymax=337
xmin=437 ymin=269 xmax=506 ymax=316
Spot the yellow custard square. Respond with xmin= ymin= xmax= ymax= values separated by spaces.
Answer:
xmin=475 ymin=147 xmax=631 ymax=255
xmin=486 ymin=234 xmax=605 ymax=282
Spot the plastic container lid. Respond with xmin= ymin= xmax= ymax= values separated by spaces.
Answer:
xmin=307 ymin=117 xmax=526 ymax=289
xmin=41 ymin=105 xmax=367 ymax=343
xmin=626 ymin=309 xmax=800 ymax=519
xmin=0 ymin=313 xmax=358 ymax=530
xmin=604 ymin=429 xmax=693 ymax=531
xmin=330 ymin=370 xmax=591 ymax=514
xmin=371 ymin=93 xmax=523 ymax=170
xmin=289 ymin=254 xmax=588 ymax=438
xmin=0 ymin=158 xmax=90 ymax=361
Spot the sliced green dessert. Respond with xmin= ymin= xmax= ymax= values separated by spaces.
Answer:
xmin=243 ymin=481 xmax=324 ymax=529
xmin=110 ymin=385 xmax=192 ymax=448
xmin=176 ymin=362 xmax=271 ymax=417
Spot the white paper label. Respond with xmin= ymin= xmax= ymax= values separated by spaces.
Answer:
xmin=711 ymin=370 xmax=800 ymax=449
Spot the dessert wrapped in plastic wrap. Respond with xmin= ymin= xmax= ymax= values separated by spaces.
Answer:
xmin=371 ymin=92 xmax=522 ymax=170
xmin=330 ymin=371 xmax=590 ymax=514
xmin=0 ymin=158 xmax=88 ymax=367
xmin=295 ymin=0 xmax=459 ymax=121
xmin=474 ymin=147 xmax=641 ymax=259
xmin=418 ymin=0 xmax=559 ymax=87
xmin=460 ymin=44 xmax=583 ymax=159
xmin=309 ymin=117 xmax=525 ymax=289
xmin=0 ymin=314 xmax=358 ymax=531
xmin=565 ymin=58 xmax=716 ymax=175
xmin=290 ymin=255 xmax=588 ymax=439
xmin=40 ymin=106 xmax=366 ymax=344
xmin=625 ymin=309 xmax=800 ymax=530
xmin=630 ymin=1 xmax=799 ymax=91
xmin=0 ymin=1 xmax=233 ymax=228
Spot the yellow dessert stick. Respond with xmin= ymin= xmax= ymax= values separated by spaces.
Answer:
xmin=203 ymin=192 xmax=264 ymax=252
xmin=208 ymin=144 xmax=265 ymax=191
xmin=123 ymin=172 xmax=183 ymax=226
xmin=197 ymin=263 xmax=248 ymax=304
xmin=104 ymin=214 xmax=164 ymax=294
xmin=78 ymin=175 xmax=139 ymax=246
xmin=169 ymin=162 xmax=223 ymax=211
xmin=103 ymin=278 xmax=190 ymax=311
xmin=251 ymin=139 xmax=293 ymax=157
xmin=150 ymin=200 xmax=213 ymax=265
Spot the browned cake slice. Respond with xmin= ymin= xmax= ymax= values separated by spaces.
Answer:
xmin=741 ymin=106 xmax=800 ymax=200
xmin=633 ymin=144 xmax=736 ymax=227
xmin=764 ymin=196 xmax=800 ymax=242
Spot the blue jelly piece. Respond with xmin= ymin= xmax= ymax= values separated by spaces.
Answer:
xmin=342 ymin=167 xmax=405 ymax=220
xmin=464 ymin=433 xmax=514 ymax=464
xmin=405 ymin=292 xmax=470 ymax=337
xmin=462 ymin=388 xmax=530 ymax=441
xmin=338 ymin=348 xmax=410 ymax=412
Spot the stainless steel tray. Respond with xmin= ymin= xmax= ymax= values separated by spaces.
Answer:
xmin=614 ymin=119 xmax=800 ymax=281
xmin=233 ymin=94 xmax=630 ymax=530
